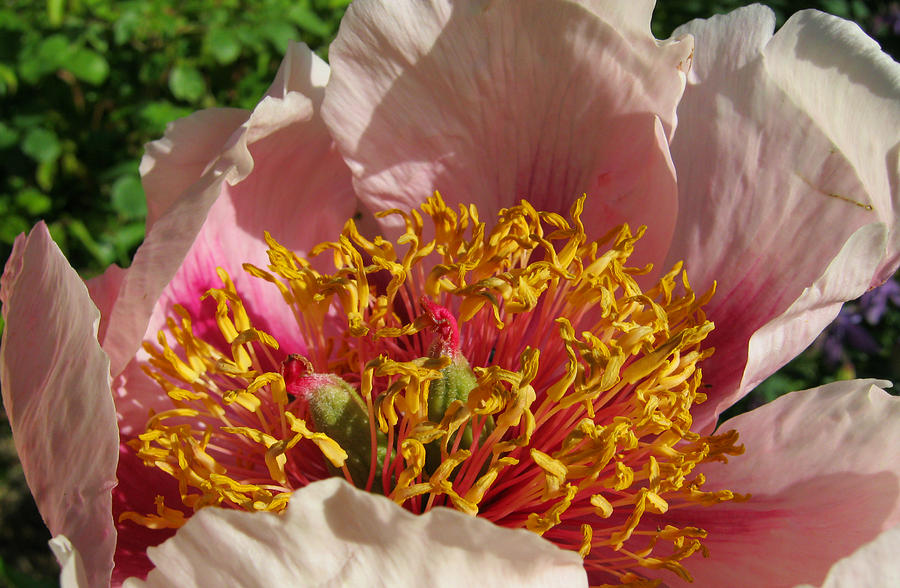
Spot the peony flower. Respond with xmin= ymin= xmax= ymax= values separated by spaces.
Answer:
xmin=2 ymin=1 xmax=899 ymax=586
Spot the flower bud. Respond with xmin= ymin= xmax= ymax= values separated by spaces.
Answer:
xmin=420 ymin=299 xmax=494 ymax=473
xmin=281 ymin=354 xmax=378 ymax=487
xmin=427 ymin=355 xmax=478 ymax=424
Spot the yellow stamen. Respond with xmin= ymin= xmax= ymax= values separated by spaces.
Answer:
xmin=131 ymin=193 xmax=745 ymax=585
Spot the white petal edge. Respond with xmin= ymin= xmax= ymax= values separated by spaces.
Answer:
xmin=50 ymin=536 xmax=89 ymax=588
xmin=794 ymin=526 xmax=900 ymax=588
xmin=125 ymin=478 xmax=587 ymax=588
xmin=100 ymin=127 xmax=249 ymax=377
xmin=139 ymin=108 xmax=250 ymax=231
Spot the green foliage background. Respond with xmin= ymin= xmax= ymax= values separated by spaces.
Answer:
xmin=0 ymin=0 xmax=896 ymax=585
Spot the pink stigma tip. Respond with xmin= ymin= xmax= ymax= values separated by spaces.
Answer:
xmin=280 ymin=354 xmax=314 ymax=397
xmin=420 ymin=297 xmax=460 ymax=357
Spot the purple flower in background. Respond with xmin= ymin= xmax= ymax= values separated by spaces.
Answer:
xmin=819 ymin=309 xmax=881 ymax=366
xmin=817 ymin=278 xmax=900 ymax=367
xmin=873 ymin=3 xmax=900 ymax=36
xmin=860 ymin=278 xmax=900 ymax=324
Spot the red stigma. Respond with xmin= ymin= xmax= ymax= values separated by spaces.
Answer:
xmin=280 ymin=353 xmax=314 ymax=397
xmin=420 ymin=297 xmax=460 ymax=357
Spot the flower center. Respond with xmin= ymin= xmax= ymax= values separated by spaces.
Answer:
xmin=124 ymin=194 xmax=745 ymax=585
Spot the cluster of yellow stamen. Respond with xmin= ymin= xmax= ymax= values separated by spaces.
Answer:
xmin=127 ymin=194 xmax=745 ymax=585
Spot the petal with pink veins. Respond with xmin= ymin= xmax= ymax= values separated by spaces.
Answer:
xmin=141 ymin=43 xmax=358 ymax=362
xmin=663 ymin=5 xmax=899 ymax=429
xmin=125 ymin=478 xmax=587 ymax=587
xmin=642 ymin=379 xmax=900 ymax=587
xmin=738 ymin=223 xmax=886 ymax=417
xmin=0 ymin=224 xmax=119 ymax=587
xmin=323 ymin=0 xmax=691 ymax=267
xmin=85 ymin=105 xmax=248 ymax=358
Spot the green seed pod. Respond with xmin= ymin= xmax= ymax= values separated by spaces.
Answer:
xmin=282 ymin=354 xmax=383 ymax=488
xmin=425 ymin=354 xmax=494 ymax=475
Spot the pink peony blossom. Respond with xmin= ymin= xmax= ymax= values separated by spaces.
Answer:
xmin=2 ymin=1 xmax=900 ymax=586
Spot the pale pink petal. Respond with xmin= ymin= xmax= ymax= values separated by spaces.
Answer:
xmin=141 ymin=108 xmax=251 ymax=230
xmin=99 ymin=42 xmax=356 ymax=384
xmin=50 ymin=536 xmax=89 ymax=588
xmin=707 ymin=379 xmax=899 ymax=516
xmin=763 ymin=10 xmax=900 ymax=285
xmin=737 ymin=224 xmax=886 ymax=413
xmin=90 ymin=104 xmax=249 ymax=365
xmin=570 ymin=0 xmax=655 ymax=35
xmin=798 ymin=526 xmax=900 ymax=588
xmin=99 ymin=131 xmax=249 ymax=378
xmin=0 ymin=224 xmax=119 ymax=587
xmin=323 ymin=0 xmax=691 ymax=266
xmin=643 ymin=380 xmax=900 ymax=587
xmin=85 ymin=263 xmax=126 ymax=347
xmin=663 ymin=6 xmax=896 ymax=428
xmin=137 ymin=40 xmax=328 ymax=232
xmin=125 ymin=478 xmax=587 ymax=587
xmin=141 ymin=42 xmax=358 ymax=362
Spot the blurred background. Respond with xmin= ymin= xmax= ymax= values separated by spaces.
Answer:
xmin=0 ymin=0 xmax=897 ymax=585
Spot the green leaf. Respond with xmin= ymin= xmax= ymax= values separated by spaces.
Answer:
xmin=0 ymin=214 xmax=29 ymax=245
xmin=0 ymin=9 xmax=25 ymax=31
xmin=235 ymin=25 xmax=265 ymax=52
xmin=0 ymin=121 xmax=18 ymax=149
xmin=19 ymin=34 xmax=72 ymax=83
xmin=47 ymin=221 xmax=68 ymax=256
xmin=21 ymin=128 xmax=61 ymax=163
xmin=15 ymin=188 xmax=52 ymax=215
xmin=112 ymin=221 xmax=146 ymax=264
xmin=820 ymin=0 xmax=851 ymax=18
xmin=139 ymin=101 xmax=192 ymax=134
xmin=83 ymin=22 xmax=110 ymax=53
xmin=168 ymin=64 xmax=206 ymax=103
xmin=67 ymin=219 xmax=115 ymax=266
xmin=259 ymin=21 xmax=298 ymax=52
xmin=47 ymin=0 xmax=64 ymax=27
xmin=37 ymin=34 xmax=72 ymax=65
xmin=287 ymin=5 xmax=332 ymax=37
xmin=110 ymin=174 xmax=147 ymax=220
xmin=67 ymin=48 xmax=110 ymax=85
xmin=0 ymin=63 xmax=17 ymax=96
xmin=113 ymin=9 xmax=141 ymax=45
xmin=205 ymin=28 xmax=242 ymax=65
xmin=35 ymin=159 xmax=58 ymax=191
xmin=851 ymin=1 xmax=870 ymax=20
